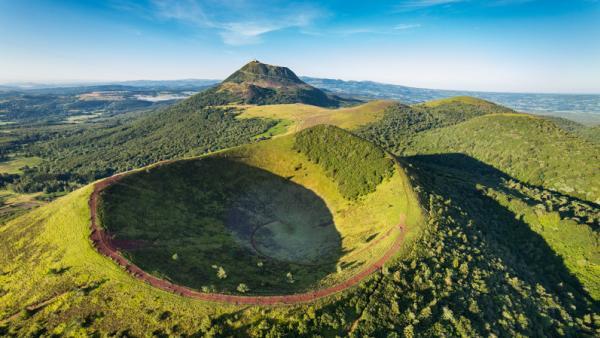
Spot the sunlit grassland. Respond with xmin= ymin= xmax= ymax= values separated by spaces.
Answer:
xmin=0 ymin=189 xmax=45 ymax=224
xmin=0 ymin=185 xmax=242 ymax=335
xmin=418 ymin=96 xmax=513 ymax=111
xmin=98 ymin=131 xmax=420 ymax=294
xmin=236 ymin=100 xmax=395 ymax=136
xmin=0 ymin=156 xmax=42 ymax=174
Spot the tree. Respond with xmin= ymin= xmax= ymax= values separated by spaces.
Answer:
xmin=237 ymin=283 xmax=249 ymax=293
xmin=217 ymin=267 xmax=227 ymax=279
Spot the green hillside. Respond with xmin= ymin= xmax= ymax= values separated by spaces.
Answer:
xmin=98 ymin=129 xmax=414 ymax=295
xmin=0 ymin=128 xmax=427 ymax=336
xmin=21 ymin=103 xmax=274 ymax=192
xmin=293 ymin=125 xmax=394 ymax=199
xmin=419 ymin=95 xmax=515 ymax=113
xmin=407 ymin=114 xmax=600 ymax=202
xmin=358 ymin=96 xmax=516 ymax=154
xmin=546 ymin=116 xmax=600 ymax=144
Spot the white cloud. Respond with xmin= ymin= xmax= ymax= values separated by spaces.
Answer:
xmin=395 ymin=0 xmax=466 ymax=10
xmin=146 ymin=0 xmax=323 ymax=45
xmin=394 ymin=23 xmax=422 ymax=30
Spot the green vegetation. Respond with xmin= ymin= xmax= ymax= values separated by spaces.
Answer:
xmin=418 ymin=95 xmax=515 ymax=114
xmin=407 ymin=114 xmax=600 ymax=202
xmin=252 ymin=118 xmax=293 ymax=140
xmin=481 ymin=180 xmax=599 ymax=298
xmin=1 ymin=88 xmax=598 ymax=336
xmin=18 ymin=99 xmax=275 ymax=193
xmin=294 ymin=125 xmax=395 ymax=199
xmin=99 ymin=157 xmax=341 ymax=294
xmin=358 ymin=97 xmax=516 ymax=154
xmin=546 ymin=116 xmax=600 ymax=144
xmin=0 ymin=156 xmax=41 ymax=174
xmin=5 ymin=61 xmax=364 ymax=195
xmin=99 ymin=130 xmax=411 ymax=295
xmin=238 ymin=99 xmax=395 ymax=134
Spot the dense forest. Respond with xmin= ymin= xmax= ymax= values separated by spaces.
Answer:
xmin=293 ymin=125 xmax=394 ymax=199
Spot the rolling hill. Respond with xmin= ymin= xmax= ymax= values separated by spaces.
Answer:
xmin=406 ymin=114 xmax=600 ymax=203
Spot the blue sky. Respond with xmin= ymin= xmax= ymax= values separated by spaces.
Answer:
xmin=1 ymin=0 xmax=599 ymax=93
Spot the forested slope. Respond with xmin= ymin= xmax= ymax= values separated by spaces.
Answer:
xmin=358 ymin=97 xmax=515 ymax=154
xmin=406 ymin=114 xmax=600 ymax=202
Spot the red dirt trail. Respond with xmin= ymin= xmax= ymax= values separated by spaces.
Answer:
xmin=89 ymin=173 xmax=407 ymax=305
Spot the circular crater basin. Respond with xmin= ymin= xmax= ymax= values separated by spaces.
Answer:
xmin=99 ymin=157 xmax=344 ymax=294
xmin=98 ymin=142 xmax=405 ymax=296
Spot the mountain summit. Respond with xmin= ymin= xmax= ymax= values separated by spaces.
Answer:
xmin=212 ymin=60 xmax=344 ymax=107
xmin=223 ymin=60 xmax=304 ymax=86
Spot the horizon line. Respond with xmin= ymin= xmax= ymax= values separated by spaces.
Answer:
xmin=2 ymin=78 xmax=599 ymax=96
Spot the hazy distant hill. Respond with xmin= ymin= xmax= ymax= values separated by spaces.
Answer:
xmin=302 ymin=76 xmax=600 ymax=124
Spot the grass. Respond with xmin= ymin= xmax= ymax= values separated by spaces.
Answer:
xmin=0 ymin=156 xmax=42 ymax=174
xmin=251 ymin=118 xmax=293 ymax=140
xmin=236 ymin=100 xmax=395 ymax=135
xmin=0 ymin=186 xmax=239 ymax=336
xmin=482 ymin=184 xmax=599 ymax=299
xmin=418 ymin=96 xmax=514 ymax=112
xmin=1 ymin=95 xmax=596 ymax=336
xmin=0 ymin=189 xmax=45 ymax=224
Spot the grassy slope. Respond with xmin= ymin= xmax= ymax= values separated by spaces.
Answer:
xmin=357 ymin=97 xmax=517 ymax=155
xmin=3 ymin=94 xmax=597 ymax=335
xmin=0 ymin=156 xmax=42 ymax=174
xmin=407 ymin=114 xmax=600 ymax=203
xmin=419 ymin=96 xmax=514 ymax=110
xmin=219 ymin=135 xmax=416 ymax=287
xmin=0 ymin=186 xmax=238 ymax=336
xmin=545 ymin=116 xmax=600 ymax=144
xmin=237 ymin=100 xmax=395 ymax=135
xmin=481 ymin=182 xmax=599 ymax=299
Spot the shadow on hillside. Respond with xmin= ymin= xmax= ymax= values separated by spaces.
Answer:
xmin=402 ymin=153 xmax=597 ymax=317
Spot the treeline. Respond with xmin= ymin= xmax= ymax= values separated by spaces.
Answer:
xmin=293 ymin=125 xmax=394 ymax=199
